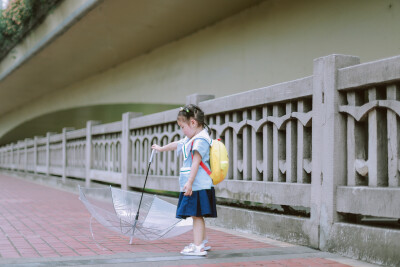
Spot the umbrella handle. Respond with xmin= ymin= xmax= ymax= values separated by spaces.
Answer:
xmin=134 ymin=149 xmax=156 ymax=234
xmin=149 ymin=149 xmax=156 ymax=164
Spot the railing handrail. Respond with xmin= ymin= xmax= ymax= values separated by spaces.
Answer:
xmin=201 ymin=76 xmax=313 ymax=115
xmin=338 ymin=54 xmax=400 ymax=91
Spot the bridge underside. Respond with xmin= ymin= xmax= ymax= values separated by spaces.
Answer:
xmin=0 ymin=0 xmax=262 ymax=117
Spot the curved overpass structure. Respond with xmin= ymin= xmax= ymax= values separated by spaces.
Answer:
xmin=1 ymin=0 xmax=400 ymax=145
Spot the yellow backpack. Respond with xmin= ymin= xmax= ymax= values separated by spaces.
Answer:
xmin=191 ymin=139 xmax=229 ymax=185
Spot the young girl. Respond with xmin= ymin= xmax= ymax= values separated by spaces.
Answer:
xmin=151 ymin=104 xmax=217 ymax=256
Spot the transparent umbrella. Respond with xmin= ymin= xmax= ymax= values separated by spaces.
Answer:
xmin=79 ymin=150 xmax=192 ymax=244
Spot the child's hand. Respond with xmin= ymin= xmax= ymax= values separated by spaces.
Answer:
xmin=183 ymin=182 xmax=192 ymax=196
xmin=151 ymin=144 xmax=163 ymax=152
xmin=152 ymin=141 xmax=178 ymax=152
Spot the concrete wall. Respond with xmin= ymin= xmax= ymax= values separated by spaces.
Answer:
xmin=1 ymin=0 xmax=400 ymax=150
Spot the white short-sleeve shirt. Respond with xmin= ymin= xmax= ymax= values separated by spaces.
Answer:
xmin=177 ymin=130 xmax=212 ymax=192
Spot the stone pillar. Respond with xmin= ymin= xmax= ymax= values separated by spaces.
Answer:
xmin=85 ymin=121 xmax=100 ymax=187
xmin=310 ymin=54 xmax=360 ymax=249
xmin=121 ymin=112 xmax=142 ymax=190
xmin=186 ymin=94 xmax=215 ymax=106
xmin=62 ymin=127 xmax=75 ymax=183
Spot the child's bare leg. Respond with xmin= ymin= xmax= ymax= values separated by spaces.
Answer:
xmin=192 ymin=216 xmax=205 ymax=246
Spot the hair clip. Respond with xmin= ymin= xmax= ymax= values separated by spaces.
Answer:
xmin=180 ymin=107 xmax=189 ymax=113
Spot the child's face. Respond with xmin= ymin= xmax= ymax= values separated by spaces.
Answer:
xmin=177 ymin=117 xmax=200 ymax=139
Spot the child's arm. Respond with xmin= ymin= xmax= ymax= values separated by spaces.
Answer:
xmin=183 ymin=151 xmax=202 ymax=196
xmin=151 ymin=141 xmax=179 ymax=152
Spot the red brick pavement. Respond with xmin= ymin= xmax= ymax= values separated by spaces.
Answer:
xmin=0 ymin=173 xmax=355 ymax=267
xmin=0 ymin=174 xmax=273 ymax=259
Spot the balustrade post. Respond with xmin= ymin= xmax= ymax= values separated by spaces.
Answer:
xmin=387 ymin=85 xmax=400 ymax=187
xmin=311 ymin=54 xmax=359 ymax=249
xmin=62 ymin=127 xmax=75 ymax=183
xmin=9 ymin=144 xmax=12 ymax=170
xmin=346 ymin=92 xmax=365 ymax=186
xmin=286 ymin=102 xmax=297 ymax=182
xmin=251 ymin=109 xmax=262 ymax=181
xmin=272 ymin=104 xmax=285 ymax=182
xmin=9 ymin=145 xmax=11 ymax=168
xmin=17 ymin=142 xmax=21 ymax=171
xmin=121 ymin=112 xmax=142 ymax=190
xmin=46 ymin=134 xmax=50 ymax=175
xmin=262 ymin=106 xmax=273 ymax=181
xmin=297 ymin=100 xmax=312 ymax=183
xmin=242 ymin=110 xmax=252 ymax=180
xmin=12 ymin=143 xmax=15 ymax=170
xmin=45 ymin=132 xmax=56 ymax=176
xmin=11 ymin=144 xmax=14 ymax=169
xmin=368 ymin=88 xmax=388 ymax=186
xmin=5 ymin=146 xmax=8 ymax=169
xmin=232 ymin=112 xmax=240 ymax=180
xmin=85 ymin=121 xmax=100 ymax=187
xmin=24 ymin=138 xmax=28 ymax=172
xmin=34 ymin=136 xmax=38 ymax=174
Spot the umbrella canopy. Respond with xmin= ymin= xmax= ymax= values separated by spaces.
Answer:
xmin=79 ymin=186 xmax=192 ymax=243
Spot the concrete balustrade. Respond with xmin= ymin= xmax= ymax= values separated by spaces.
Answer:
xmin=1 ymin=54 xmax=400 ymax=266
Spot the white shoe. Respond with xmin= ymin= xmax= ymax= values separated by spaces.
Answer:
xmin=183 ymin=239 xmax=211 ymax=251
xmin=180 ymin=243 xmax=207 ymax=256
xmin=202 ymin=239 xmax=211 ymax=251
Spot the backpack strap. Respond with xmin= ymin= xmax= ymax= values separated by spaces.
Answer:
xmin=191 ymin=141 xmax=211 ymax=175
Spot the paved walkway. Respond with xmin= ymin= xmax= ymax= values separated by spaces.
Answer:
xmin=0 ymin=172 xmax=380 ymax=267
